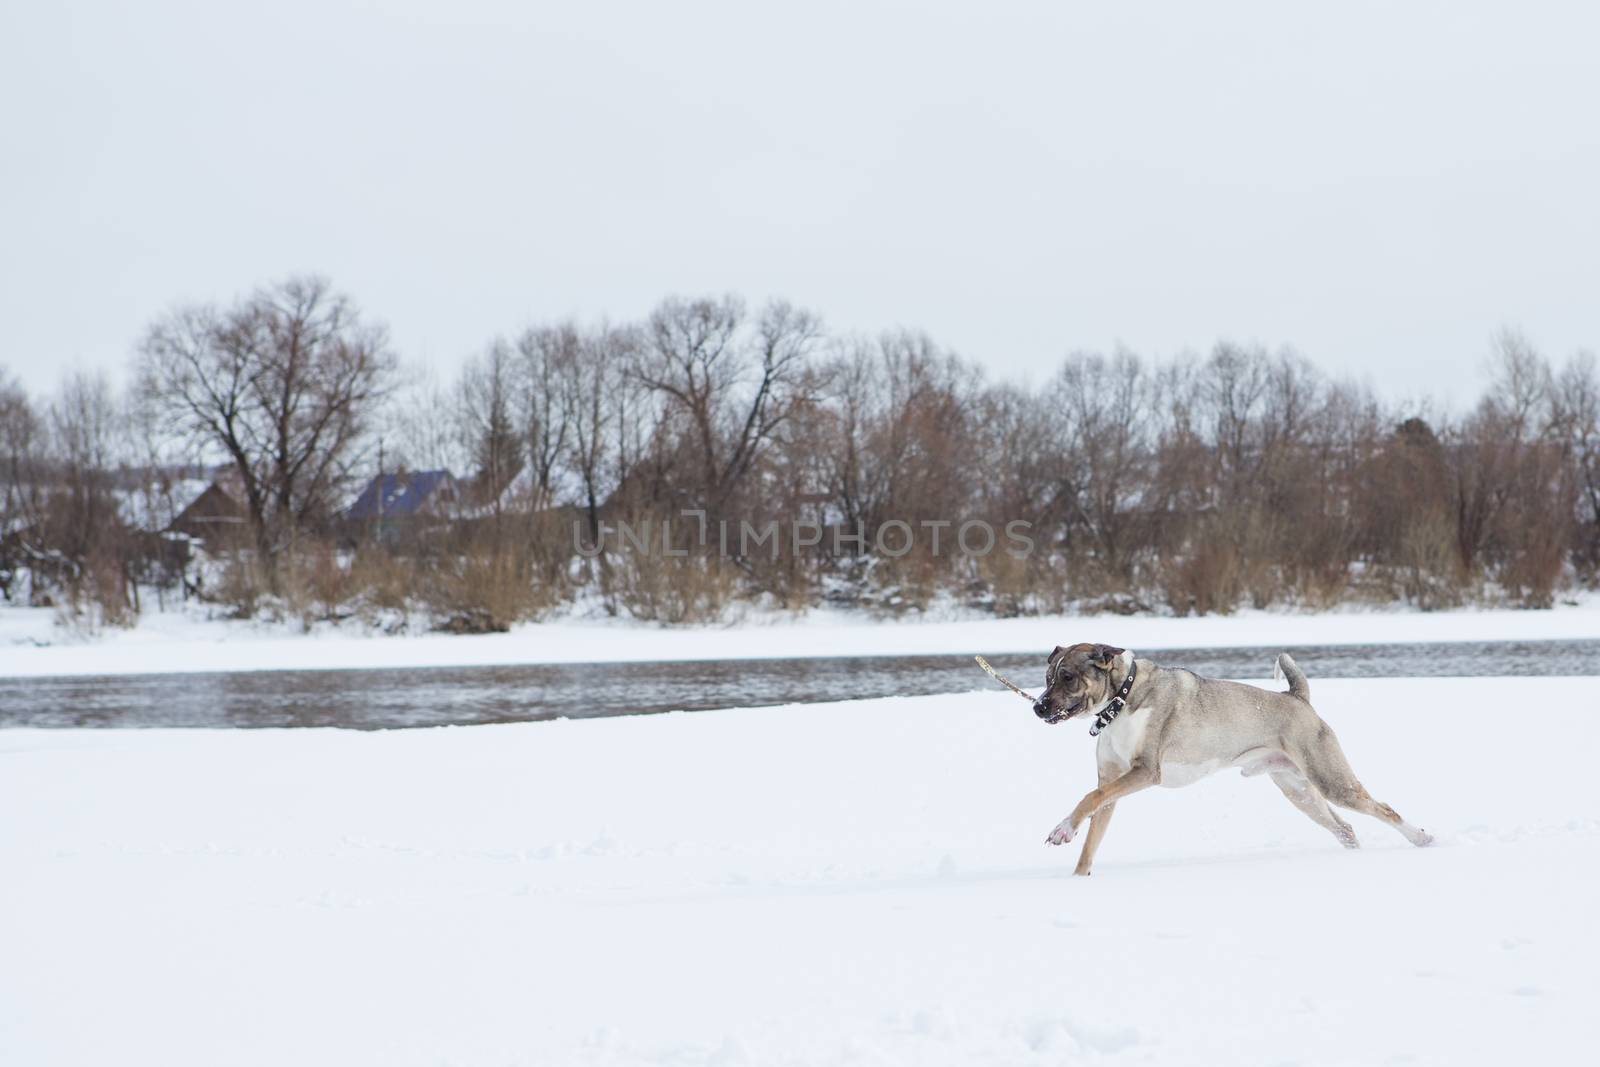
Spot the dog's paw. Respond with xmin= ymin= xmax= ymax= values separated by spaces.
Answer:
xmin=1046 ymin=818 xmax=1077 ymax=846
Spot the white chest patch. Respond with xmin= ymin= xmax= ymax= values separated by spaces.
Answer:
xmin=1095 ymin=704 xmax=1153 ymax=767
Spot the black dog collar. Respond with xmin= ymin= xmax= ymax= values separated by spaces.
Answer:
xmin=1089 ymin=660 xmax=1138 ymax=737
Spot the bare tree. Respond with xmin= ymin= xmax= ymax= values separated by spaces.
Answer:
xmin=634 ymin=295 xmax=822 ymax=519
xmin=136 ymin=276 xmax=397 ymax=592
xmin=457 ymin=342 xmax=524 ymax=511
xmin=1487 ymin=328 xmax=1554 ymax=434
xmin=0 ymin=368 xmax=40 ymax=540
xmin=1198 ymin=342 xmax=1275 ymax=493
xmin=823 ymin=331 xmax=969 ymax=530
xmin=390 ymin=366 xmax=470 ymax=476
xmin=1551 ymin=350 xmax=1600 ymax=576
xmin=563 ymin=323 xmax=636 ymax=542
xmin=46 ymin=371 xmax=134 ymax=624
xmin=812 ymin=330 xmax=976 ymax=606
xmin=0 ymin=368 xmax=43 ymax=604
xmin=515 ymin=324 xmax=578 ymax=512
xmin=1053 ymin=349 xmax=1153 ymax=587
xmin=817 ymin=337 xmax=874 ymax=532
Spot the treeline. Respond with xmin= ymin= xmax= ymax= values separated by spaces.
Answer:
xmin=3 ymin=275 xmax=1597 ymax=631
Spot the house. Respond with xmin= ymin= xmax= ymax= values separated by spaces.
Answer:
xmin=346 ymin=470 xmax=460 ymax=524
xmin=166 ymin=480 xmax=248 ymax=542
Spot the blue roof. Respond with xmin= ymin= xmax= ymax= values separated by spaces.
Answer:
xmin=347 ymin=471 xmax=455 ymax=520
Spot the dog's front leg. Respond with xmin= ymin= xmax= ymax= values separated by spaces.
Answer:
xmin=1047 ymin=765 xmax=1156 ymax=847
xmin=1073 ymin=761 xmax=1126 ymax=874
xmin=1073 ymin=802 xmax=1116 ymax=875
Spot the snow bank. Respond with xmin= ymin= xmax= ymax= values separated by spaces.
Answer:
xmin=3 ymin=677 xmax=1595 ymax=1064
xmin=3 ymin=597 xmax=1599 ymax=678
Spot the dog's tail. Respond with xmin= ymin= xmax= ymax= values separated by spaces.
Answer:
xmin=1274 ymin=653 xmax=1311 ymax=703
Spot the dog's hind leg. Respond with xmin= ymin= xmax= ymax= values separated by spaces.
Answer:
xmin=1322 ymin=785 xmax=1434 ymax=846
xmin=1305 ymin=761 xmax=1433 ymax=846
xmin=1073 ymin=802 xmax=1117 ymax=876
xmin=1269 ymin=768 xmax=1359 ymax=849
xmin=1295 ymin=730 xmax=1435 ymax=847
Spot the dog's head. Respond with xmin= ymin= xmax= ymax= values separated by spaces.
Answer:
xmin=1033 ymin=643 xmax=1126 ymax=724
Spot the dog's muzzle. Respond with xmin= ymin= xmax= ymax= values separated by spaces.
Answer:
xmin=1034 ymin=696 xmax=1083 ymax=724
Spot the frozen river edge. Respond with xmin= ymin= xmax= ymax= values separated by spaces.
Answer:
xmin=3 ymin=677 xmax=1597 ymax=1065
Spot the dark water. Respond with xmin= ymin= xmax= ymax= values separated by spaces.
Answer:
xmin=1 ymin=639 xmax=1596 ymax=730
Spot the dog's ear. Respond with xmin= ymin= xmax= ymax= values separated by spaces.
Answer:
xmin=1089 ymin=644 xmax=1125 ymax=668
xmin=1050 ymin=645 xmax=1066 ymax=659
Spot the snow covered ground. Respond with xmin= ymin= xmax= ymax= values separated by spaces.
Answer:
xmin=3 ymin=677 xmax=1595 ymax=1065
xmin=3 ymin=597 xmax=1599 ymax=677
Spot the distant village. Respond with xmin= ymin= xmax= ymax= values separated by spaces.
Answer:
xmin=4 ymin=278 xmax=1598 ymax=632
xmin=167 ymin=466 xmax=465 ymax=548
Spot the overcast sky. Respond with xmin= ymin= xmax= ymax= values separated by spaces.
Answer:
xmin=4 ymin=0 xmax=1597 ymax=406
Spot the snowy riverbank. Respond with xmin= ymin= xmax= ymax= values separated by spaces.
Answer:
xmin=4 ymin=678 xmax=1596 ymax=1064
xmin=3 ymin=597 xmax=1600 ymax=678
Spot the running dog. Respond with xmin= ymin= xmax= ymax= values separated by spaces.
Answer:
xmin=1032 ymin=643 xmax=1433 ymax=875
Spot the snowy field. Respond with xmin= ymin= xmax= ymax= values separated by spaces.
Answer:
xmin=4 ymin=598 xmax=1600 ymax=677
xmin=3 ymin=676 xmax=1596 ymax=1065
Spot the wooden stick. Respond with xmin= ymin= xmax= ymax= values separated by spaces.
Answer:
xmin=974 ymin=655 xmax=1037 ymax=702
